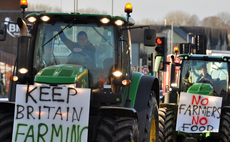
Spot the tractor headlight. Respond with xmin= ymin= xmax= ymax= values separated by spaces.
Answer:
xmin=27 ymin=16 xmax=37 ymax=23
xmin=112 ymin=71 xmax=122 ymax=77
xmin=18 ymin=68 xmax=28 ymax=74
xmin=100 ymin=18 xmax=110 ymax=24
xmin=41 ymin=16 xmax=50 ymax=22
xmin=115 ymin=20 xmax=124 ymax=26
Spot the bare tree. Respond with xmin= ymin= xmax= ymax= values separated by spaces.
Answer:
xmin=188 ymin=14 xmax=200 ymax=26
xmin=216 ymin=12 xmax=230 ymax=26
xmin=201 ymin=16 xmax=220 ymax=27
xmin=27 ymin=4 xmax=61 ymax=12
xmin=135 ymin=18 xmax=164 ymax=25
xmin=164 ymin=10 xmax=191 ymax=26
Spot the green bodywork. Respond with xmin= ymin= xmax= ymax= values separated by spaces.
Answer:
xmin=129 ymin=72 xmax=143 ymax=108
xmin=187 ymin=83 xmax=214 ymax=96
xmin=35 ymin=64 xmax=89 ymax=87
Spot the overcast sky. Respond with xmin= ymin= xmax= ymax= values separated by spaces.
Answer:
xmin=29 ymin=0 xmax=230 ymax=22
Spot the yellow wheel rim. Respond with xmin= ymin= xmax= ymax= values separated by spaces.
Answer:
xmin=150 ymin=115 xmax=156 ymax=142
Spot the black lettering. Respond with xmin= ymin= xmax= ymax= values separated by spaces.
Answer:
xmin=67 ymin=88 xmax=77 ymax=103
xmin=199 ymin=126 xmax=205 ymax=131
xmin=191 ymin=125 xmax=198 ymax=131
xmin=40 ymin=86 xmax=51 ymax=101
xmin=38 ymin=106 xmax=41 ymax=120
xmin=199 ymin=106 xmax=206 ymax=116
xmin=27 ymin=106 xmax=35 ymax=119
xmin=43 ymin=106 xmax=55 ymax=119
xmin=207 ymin=125 xmax=214 ymax=131
xmin=184 ymin=105 xmax=191 ymax=116
xmin=52 ymin=87 xmax=64 ymax=102
xmin=206 ymin=106 xmax=212 ymax=117
xmin=217 ymin=107 xmax=221 ymax=119
xmin=182 ymin=123 xmax=191 ymax=131
xmin=72 ymin=107 xmax=83 ymax=122
xmin=26 ymin=86 xmax=37 ymax=103
xmin=53 ymin=107 xmax=63 ymax=120
xmin=193 ymin=105 xmax=198 ymax=115
xmin=16 ymin=105 xmax=24 ymax=119
xmin=178 ymin=104 xmax=186 ymax=114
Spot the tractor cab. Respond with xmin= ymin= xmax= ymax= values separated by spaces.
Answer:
xmin=178 ymin=54 xmax=229 ymax=99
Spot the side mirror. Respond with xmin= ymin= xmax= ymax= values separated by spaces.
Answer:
xmin=144 ymin=29 xmax=156 ymax=46
xmin=0 ymin=23 xmax=6 ymax=41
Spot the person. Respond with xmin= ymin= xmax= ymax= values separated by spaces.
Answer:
xmin=197 ymin=67 xmax=212 ymax=83
xmin=58 ymin=29 xmax=96 ymax=65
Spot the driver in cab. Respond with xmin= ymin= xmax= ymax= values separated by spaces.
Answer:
xmin=59 ymin=30 xmax=96 ymax=65
xmin=197 ymin=67 xmax=212 ymax=83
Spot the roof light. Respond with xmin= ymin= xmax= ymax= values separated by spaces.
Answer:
xmin=20 ymin=0 xmax=28 ymax=8
xmin=125 ymin=3 xmax=132 ymax=13
xmin=18 ymin=68 xmax=28 ymax=74
xmin=115 ymin=20 xmax=124 ymax=26
xmin=100 ymin=18 xmax=110 ymax=24
xmin=112 ymin=71 xmax=122 ymax=77
xmin=27 ymin=17 xmax=37 ymax=23
xmin=41 ymin=16 xmax=50 ymax=22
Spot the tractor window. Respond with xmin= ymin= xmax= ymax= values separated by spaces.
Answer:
xmin=33 ymin=22 xmax=115 ymax=69
xmin=181 ymin=60 xmax=229 ymax=96
xmin=33 ymin=22 xmax=116 ymax=89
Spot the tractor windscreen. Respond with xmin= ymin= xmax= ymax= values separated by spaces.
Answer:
xmin=181 ymin=60 xmax=229 ymax=96
xmin=33 ymin=21 xmax=115 ymax=80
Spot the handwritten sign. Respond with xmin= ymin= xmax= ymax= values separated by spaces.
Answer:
xmin=176 ymin=92 xmax=222 ymax=133
xmin=12 ymin=84 xmax=91 ymax=142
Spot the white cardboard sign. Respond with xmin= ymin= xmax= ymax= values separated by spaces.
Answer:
xmin=12 ymin=84 xmax=91 ymax=142
xmin=176 ymin=92 xmax=222 ymax=133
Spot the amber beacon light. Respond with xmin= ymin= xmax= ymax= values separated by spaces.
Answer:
xmin=20 ymin=0 xmax=28 ymax=8
xmin=125 ymin=3 xmax=132 ymax=13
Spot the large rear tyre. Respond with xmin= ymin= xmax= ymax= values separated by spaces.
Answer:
xmin=0 ymin=112 xmax=14 ymax=142
xmin=138 ymin=92 xmax=159 ymax=142
xmin=96 ymin=116 xmax=139 ymax=142
xmin=158 ymin=107 xmax=176 ymax=142
xmin=220 ymin=111 xmax=230 ymax=142
xmin=158 ymin=108 xmax=166 ymax=142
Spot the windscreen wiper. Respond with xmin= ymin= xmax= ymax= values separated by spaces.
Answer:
xmin=42 ymin=20 xmax=75 ymax=47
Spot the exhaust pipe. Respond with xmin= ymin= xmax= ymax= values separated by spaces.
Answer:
xmin=16 ymin=17 xmax=29 ymax=83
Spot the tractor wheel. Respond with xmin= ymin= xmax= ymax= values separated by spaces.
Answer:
xmin=220 ymin=111 xmax=230 ymax=142
xmin=0 ymin=112 xmax=14 ymax=142
xmin=158 ymin=107 xmax=176 ymax=142
xmin=158 ymin=108 xmax=166 ymax=142
xmin=96 ymin=116 xmax=139 ymax=142
xmin=138 ymin=91 xmax=159 ymax=142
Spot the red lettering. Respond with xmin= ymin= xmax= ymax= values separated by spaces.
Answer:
xmin=199 ymin=117 xmax=208 ymax=125
xmin=191 ymin=116 xmax=208 ymax=125
xmin=191 ymin=95 xmax=209 ymax=106
xmin=201 ymin=98 xmax=209 ymax=106
xmin=192 ymin=116 xmax=199 ymax=125
xmin=191 ymin=95 xmax=201 ymax=105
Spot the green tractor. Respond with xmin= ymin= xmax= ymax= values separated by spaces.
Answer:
xmin=0 ymin=3 xmax=160 ymax=142
xmin=159 ymin=53 xmax=230 ymax=142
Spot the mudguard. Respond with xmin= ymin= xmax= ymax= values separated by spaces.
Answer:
xmin=99 ymin=106 xmax=138 ymax=119
xmin=134 ymin=74 xmax=159 ymax=112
